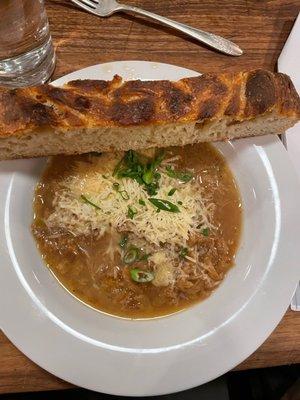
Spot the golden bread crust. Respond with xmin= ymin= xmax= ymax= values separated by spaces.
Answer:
xmin=0 ymin=69 xmax=299 ymax=138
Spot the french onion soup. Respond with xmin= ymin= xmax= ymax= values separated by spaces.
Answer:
xmin=32 ymin=143 xmax=242 ymax=318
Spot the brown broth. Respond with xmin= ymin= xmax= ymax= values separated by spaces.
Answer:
xmin=32 ymin=143 xmax=242 ymax=319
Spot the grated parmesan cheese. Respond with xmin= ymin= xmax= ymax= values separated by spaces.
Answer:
xmin=46 ymin=152 xmax=214 ymax=248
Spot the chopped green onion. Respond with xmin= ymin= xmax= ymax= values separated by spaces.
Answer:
xmin=130 ymin=268 xmax=154 ymax=283
xmin=179 ymin=172 xmax=193 ymax=183
xmin=112 ymin=182 xmax=129 ymax=200
xmin=81 ymin=195 xmax=101 ymax=210
xmin=152 ymin=150 xmax=165 ymax=169
xmin=122 ymin=244 xmax=150 ymax=264
xmin=165 ymin=166 xmax=193 ymax=183
xmin=120 ymin=190 xmax=129 ymax=200
xmin=125 ymin=149 xmax=139 ymax=165
xmin=165 ymin=166 xmax=175 ymax=178
xmin=145 ymin=182 xmax=158 ymax=196
xmin=113 ymin=158 xmax=123 ymax=177
xmin=127 ymin=206 xmax=137 ymax=219
xmin=168 ymin=188 xmax=177 ymax=196
xmin=139 ymin=199 xmax=146 ymax=206
xmin=179 ymin=247 xmax=188 ymax=259
xmin=123 ymin=247 xmax=140 ymax=264
xmin=177 ymin=201 xmax=183 ymax=205
xmin=148 ymin=198 xmax=180 ymax=213
xmin=202 ymin=227 xmax=210 ymax=237
xmin=119 ymin=235 xmax=128 ymax=248
xmin=113 ymin=150 xmax=164 ymax=196
xmin=102 ymin=174 xmax=108 ymax=179
xmin=142 ymin=168 xmax=153 ymax=185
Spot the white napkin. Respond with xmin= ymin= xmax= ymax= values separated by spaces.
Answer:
xmin=278 ymin=12 xmax=300 ymax=311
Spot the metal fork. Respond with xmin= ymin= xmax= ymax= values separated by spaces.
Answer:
xmin=71 ymin=0 xmax=243 ymax=56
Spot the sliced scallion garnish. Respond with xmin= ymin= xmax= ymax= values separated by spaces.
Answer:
xmin=130 ymin=268 xmax=154 ymax=283
xmin=112 ymin=182 xmax=129 ymax=200
xmin=165 ymin=166 xmax=193 ymax=183
xmin=123 ymin=247 xmax=140 ymax=264
xmin=148 ymin=198 xmax=180 ymax=213
xmin=179 ymin=247 xmax=188 ymax=259
xmin=142 ymin=168 xmax=153 ymax=185
xmin=81 ymin=195 xmax=101 ymax=210
xmin=168 ymin=188 xmax=177 ymax=196
xmin=113 ymin=149 xmax=164 ymax=196
xmin=127 ymin=206 xmax=137 ymax=219
xmin=120 ymin=190 xmax=129 ymax=200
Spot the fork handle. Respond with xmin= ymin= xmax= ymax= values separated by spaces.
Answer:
xmin=118 ymin=4 xmax=242 ymax=56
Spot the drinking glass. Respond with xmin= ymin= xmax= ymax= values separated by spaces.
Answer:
xmin=0 ymin=0 xmax=55 ymax=88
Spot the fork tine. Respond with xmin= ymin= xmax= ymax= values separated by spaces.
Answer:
xmin=70 ymin=0 xmax=98 ymax=13
xmin=83 ymin=0 xmax=100 ymax=4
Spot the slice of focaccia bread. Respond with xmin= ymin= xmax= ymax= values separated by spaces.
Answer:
xmin=0 ymin=69 xmax=299 ymax=160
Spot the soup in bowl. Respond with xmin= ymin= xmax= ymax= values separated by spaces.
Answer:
xmin=32 ymin=143 xmax=242 ymax=319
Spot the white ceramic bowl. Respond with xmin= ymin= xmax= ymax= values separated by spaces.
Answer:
xmin=1 ymin=61 xmax=300 ymax=396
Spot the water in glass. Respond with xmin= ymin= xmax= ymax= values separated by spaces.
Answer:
xmin=0 ymin=0 xmax=55 ymax=87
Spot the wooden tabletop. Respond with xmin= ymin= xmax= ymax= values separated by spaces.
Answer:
xmin=1 ymin=0 xmax=299 ymax=394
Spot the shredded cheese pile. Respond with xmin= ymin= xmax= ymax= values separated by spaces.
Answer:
xmin=46 ymin=152 xmax=214 ymax=248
